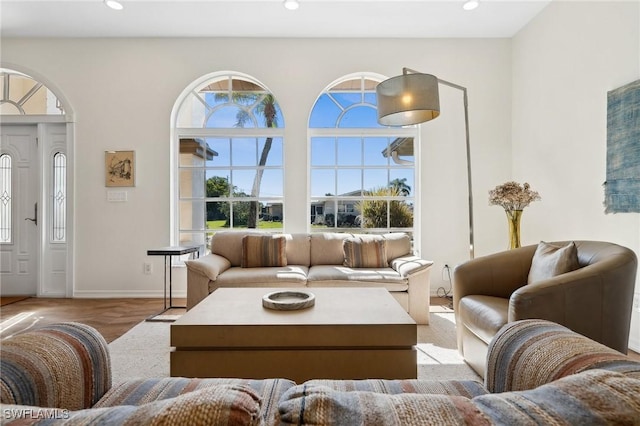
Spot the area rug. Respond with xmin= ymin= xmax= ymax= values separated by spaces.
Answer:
xmin=108 ymin=311 xmax=481 ymax=384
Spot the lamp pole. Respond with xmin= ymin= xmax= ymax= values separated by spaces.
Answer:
xmin=436 ymin=78 xmax=474 ymax=260
xmin=376 ymin=68 xmax=475 ymax=259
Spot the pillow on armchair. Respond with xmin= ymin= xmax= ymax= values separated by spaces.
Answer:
xmin=527 ymin=241 xmax=580 ymax=284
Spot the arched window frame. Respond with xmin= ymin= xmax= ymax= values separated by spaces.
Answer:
xmin=173 ymin=72 xmax=285 ymax=253
xmin=308 ymin=73 xmax=419 ymax=236
xmin=1 ymin=68 xmax=64 ymax=115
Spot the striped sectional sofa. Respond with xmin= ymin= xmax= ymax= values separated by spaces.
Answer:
xmin=1 ymin=320 xmax=639 ymax=425
xmin=185 ymin=231 xmax=434 ymax=324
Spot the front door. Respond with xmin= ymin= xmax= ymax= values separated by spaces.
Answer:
xmin=0 ymin=125 xmax=38 ymax=295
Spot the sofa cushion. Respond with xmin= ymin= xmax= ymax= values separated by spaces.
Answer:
xmin=381 ymin=232 xmax=412 ymax=260
xmin=528 ymin=240 xmax=580 ymax=284
xmin=310 ymin=233 xmax=351 ymax=265
xmin=212 ymin=231 xmax=263 ymax=267
xmin=241 ymin=234 xmax=287 ymax=268
xmin=278 ymin=385 xmax=486 ymax=425
xmin=4 ymin=385 xmax=262 ymax=425
xmin=285 ymin=233 xmax=310 ymax=266
xmin=307 ymin=265 xmax=408 ymax=291
xmin=95 ymin=377 xmax=295 ymax=426
xmin=458 ymin=295 xmax=508 ymax=345
xmin=474 ymin=369 xmax=640 ymax=425
xmin=343 ymin=236 xmax=388 ymax=268
xmin=302 ymin=379 xmax=488 ymax=398
xmin=215 ymin=266 xmax=308 ymax=287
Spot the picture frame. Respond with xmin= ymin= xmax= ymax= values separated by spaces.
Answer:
xmin=105 ymin=150 xmax=135 ymax=187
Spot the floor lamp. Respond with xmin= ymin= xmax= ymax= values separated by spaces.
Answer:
xmin=376 ymin=68 xmax=475 ymax=259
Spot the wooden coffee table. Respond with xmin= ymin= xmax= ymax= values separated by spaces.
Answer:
xmin=170 ymin=287 xmax=417 ymax=382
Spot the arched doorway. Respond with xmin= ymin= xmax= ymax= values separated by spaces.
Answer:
xmin=0 ymin=67 xmax=74 ymax=297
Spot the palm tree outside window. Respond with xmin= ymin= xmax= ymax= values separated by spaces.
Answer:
xmin=308 ymin=74 xmax=418 ymax=235
xmin=175 ymin=74 xmax=284 ymax=252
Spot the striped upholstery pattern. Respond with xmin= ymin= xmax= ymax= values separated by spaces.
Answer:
xmin=278 ymin=384 xmax=486 ymax=425
xmin=241 ymin=234 xmax=287 ymax=268
xmin=0 ymin=322 xmax=111 ymax=411
xmin=475 ymin=369 xmax=640 ymax=425
xmin=343 ymin=237 xmax=387 ymax=268
xmin=302 ymin=379 xmax=487 ymax=398
xmin=2 ymin=385 xmax=262 ymax=425
xmin=280 ymin=371 xmax=640 ymax=425
xmin=95 ymin=377 xmax=295 ymax=425
xmin=486 ymin=319 xmax=640 ymax=393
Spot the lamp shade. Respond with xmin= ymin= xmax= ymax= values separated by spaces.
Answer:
xmin=376 ymin=73 xmax=440 ymax=126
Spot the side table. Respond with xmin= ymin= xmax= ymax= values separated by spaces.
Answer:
xmin=146 ymin=245 xmax=199 ymax=322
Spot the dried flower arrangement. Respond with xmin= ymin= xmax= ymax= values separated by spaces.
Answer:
xmin=489 ymin=181 xmax=541 ymax=212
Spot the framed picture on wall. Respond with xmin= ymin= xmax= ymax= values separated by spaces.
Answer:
xmin=105 ymin=150 xmax=135 ymax=187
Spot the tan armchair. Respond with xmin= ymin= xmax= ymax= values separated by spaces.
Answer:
xmin=452 ymin=240 xmax=637 ymax=377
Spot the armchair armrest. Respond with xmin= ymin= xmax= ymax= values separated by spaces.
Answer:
xmin=390 ymin=255 xmax=433 ymax=278
xmin=0 ymin=322 xmax=111 ymax=410
xmin=485 ymin=319 xmax=640 ymax=393
xmin=184 ymin=253 xmax=231 ymax=281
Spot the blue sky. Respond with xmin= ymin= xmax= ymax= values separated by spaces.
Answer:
xmin=201 ymin=91 xmax=414 ymax=199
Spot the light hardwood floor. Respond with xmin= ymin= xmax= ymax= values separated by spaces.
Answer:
xmin=0 ymin=297 xmax=186 ymax=343
xmin=1 ymin=296 xmax=639 ymax=362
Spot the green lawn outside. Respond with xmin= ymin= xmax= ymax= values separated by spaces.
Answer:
xmin=207 ymin=220 xmax=283 ymax=230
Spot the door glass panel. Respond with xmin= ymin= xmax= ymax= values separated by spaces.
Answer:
xmin=0 ymin=154 xmax=11 ymax=243
xmin=52 ymin=152 xmax=66 ymax=242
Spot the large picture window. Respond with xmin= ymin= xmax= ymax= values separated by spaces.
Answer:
xmin=175 ymin=74 xmax=284 ymax=251
xmin=309 ymin=75 xmax=417 ymax=234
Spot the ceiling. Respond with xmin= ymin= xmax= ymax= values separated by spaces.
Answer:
xmin=0 ymin=0 xmax=552 ymax=39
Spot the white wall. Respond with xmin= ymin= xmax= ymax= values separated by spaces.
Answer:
xmin=512 ymin=1 xmax=640 ymax=350
xmin=0 ymin=37 xmax=512 ymax=298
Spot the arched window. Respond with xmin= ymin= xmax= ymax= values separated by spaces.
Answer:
xmin=1 ymin=69 xmax=64 ymax=115
xmin=309 ymin=74 xmax=418 ymax=235
xmin=174 ymin=73 xmax=284 ymax=251
xmin=0 ymin=154 xmax=11 ymax=243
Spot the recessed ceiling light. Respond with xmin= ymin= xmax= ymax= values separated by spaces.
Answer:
xmin=283 ymin=0 xmax=299 ymax=11
xmin=463 ymin=0 xmax=479 ymax=11
xmin=104 ymin=0 xmax=124 ymax=11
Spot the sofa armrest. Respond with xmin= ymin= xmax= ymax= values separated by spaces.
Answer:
xmin=390 ymin=255 xmax=433 ymax=278
xmin=184 ymin=253 xmax=231 ymax=281
xmin=0 ymin=322 xmax=112 ymax=410
xmin=485 ymin=319 xmax=640 ymax=394
xmin=185 ymin=254 xmax=232 ymax=310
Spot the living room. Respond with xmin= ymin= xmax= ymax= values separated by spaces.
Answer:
xmin=1 ymin=1 xmax=640 ymax=423
xmin=1 ymin=0 xmax=639 ymax=352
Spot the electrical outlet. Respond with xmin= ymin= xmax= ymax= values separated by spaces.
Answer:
xmin=634 ymin=294 xmax=640 ymax=312
xmin=143 ymin=262 xmax=153 ymax=275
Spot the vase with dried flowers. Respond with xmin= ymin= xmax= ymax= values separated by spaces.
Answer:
xmin=489 ymin=181 xmax=541 ymax=249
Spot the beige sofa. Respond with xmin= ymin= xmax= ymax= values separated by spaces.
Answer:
xmin=184 ymin=231 xmax=433 ymax=324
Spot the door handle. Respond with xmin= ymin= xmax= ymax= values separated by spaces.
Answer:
xmin=25 ymin=203 xmax=37 ymax=226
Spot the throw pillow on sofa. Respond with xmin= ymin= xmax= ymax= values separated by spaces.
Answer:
xmin=1 ymin=385 xmax=262 ymax=426
xmin=527 ymin=241 xmax=580 ymax=284
xmin=343 ymin=236 xmax=388 ymax=268
xmin=241 ymin=234 xmax=287 ymax=268
xmin=278 ymin=384 xmax=485 ymax=425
